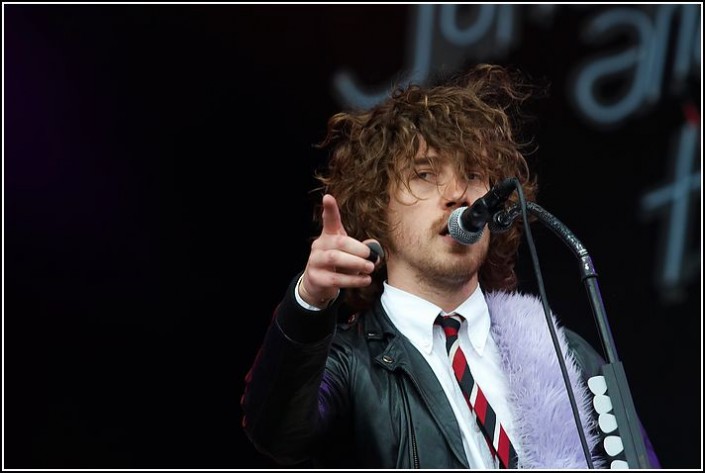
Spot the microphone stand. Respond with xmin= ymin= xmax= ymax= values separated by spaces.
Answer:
xmin=494 ymin=201 xmax=652 ymax=468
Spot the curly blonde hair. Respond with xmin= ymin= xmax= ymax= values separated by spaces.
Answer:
xmin=314 ymin=64 xmax=540 ymax=312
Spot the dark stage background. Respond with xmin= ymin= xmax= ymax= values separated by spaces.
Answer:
xmin=5 ymin=4 xmax=702 ymax=469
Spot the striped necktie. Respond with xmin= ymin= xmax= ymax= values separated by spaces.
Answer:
xmin=435 ymin=313 xmax=518 ymax=469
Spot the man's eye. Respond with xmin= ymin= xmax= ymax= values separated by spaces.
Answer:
xmin=415 ymin=170 xmax=437 ymax=182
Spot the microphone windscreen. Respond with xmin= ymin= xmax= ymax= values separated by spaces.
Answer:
xmin=448 ymin=207 xmax=483 ymax=245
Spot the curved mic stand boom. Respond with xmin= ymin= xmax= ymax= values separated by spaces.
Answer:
xmin=493 ymin=201 xmax=652 ymax=469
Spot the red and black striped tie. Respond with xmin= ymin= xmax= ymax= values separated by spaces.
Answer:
xmin=436 ymin=314 xmax=518 ymax=469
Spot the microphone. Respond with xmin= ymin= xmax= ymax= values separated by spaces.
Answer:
xmin=365 ymin=241 xmax=384 ymax=263
xmin=447 ymin=178 xmax=517 ymax=244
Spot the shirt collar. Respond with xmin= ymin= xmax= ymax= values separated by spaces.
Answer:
xmin=381 ymin=282 xmax=491 ymax=356
xmin=452 ymin=286 xmax=491 ymax=355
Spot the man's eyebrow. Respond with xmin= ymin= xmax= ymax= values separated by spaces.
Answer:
xmin=413 ymin=156 xmax=436 ymax=166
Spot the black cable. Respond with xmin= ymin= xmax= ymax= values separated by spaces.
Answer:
xmin=511 ymin=178 xmax=595 ymax=469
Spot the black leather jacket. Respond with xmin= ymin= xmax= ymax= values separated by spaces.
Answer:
xmin=241 ymin=275 xmax=659 ymax=468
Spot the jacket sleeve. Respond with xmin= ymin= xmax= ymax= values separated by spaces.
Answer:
xmin=564 ymin=329 xmax=662 ymax=468
xmin=240 ymin=273 xmax=347 ymax=465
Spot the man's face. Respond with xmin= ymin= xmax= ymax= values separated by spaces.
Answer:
xmin=385 ymin=138 xmax=491 ymax=292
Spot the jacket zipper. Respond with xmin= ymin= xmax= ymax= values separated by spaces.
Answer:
xmin=397 ymin=375 xmax=420 ymax=469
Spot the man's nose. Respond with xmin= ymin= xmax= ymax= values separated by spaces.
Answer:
xmin=442 ymin=177 xmax=470 ymax=209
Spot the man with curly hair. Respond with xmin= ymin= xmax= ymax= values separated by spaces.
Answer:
xmin=240 ymin=64 xmax=659 ymax=469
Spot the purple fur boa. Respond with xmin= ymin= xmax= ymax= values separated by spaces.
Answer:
xmin=486 ymin=291 xmax=606 ymax=469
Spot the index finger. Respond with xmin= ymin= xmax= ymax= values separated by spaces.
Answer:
xmin=321 ymin=194 xmax=347 ymax=236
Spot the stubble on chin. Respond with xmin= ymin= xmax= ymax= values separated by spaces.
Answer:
xmin=388 ymin=215 xmax=489 ymax=291
xmin=416 ymin=249 xmax=485 ymax=290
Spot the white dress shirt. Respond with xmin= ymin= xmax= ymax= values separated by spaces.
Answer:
xmin=381 ymin=282 xmax=520 ymax=469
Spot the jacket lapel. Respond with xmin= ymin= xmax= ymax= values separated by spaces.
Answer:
xmin=369 ymin=304 xmax=469 ymax=468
